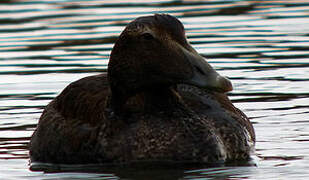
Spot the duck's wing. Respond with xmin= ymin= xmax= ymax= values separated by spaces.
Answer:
xmin=30 ymin=74 xmax=110 ymax=164
xmin=54 ymin=73 xmax=110 ymax=124
xmin=177 ymin=84 xmax=255 ymax=141
xmin=177 ymin=84 xmax=255 ymax=161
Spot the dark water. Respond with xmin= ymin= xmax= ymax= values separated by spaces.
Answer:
xmin=1 ymin=0 xmax=309 ymax=179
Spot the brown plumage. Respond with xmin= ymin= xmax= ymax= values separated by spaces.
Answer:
xmin=29 ymin=14 xmax=255 ymax=165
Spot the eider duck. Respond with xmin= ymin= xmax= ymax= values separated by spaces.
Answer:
xmin=29 ymin=14 xmax=255 ymax=165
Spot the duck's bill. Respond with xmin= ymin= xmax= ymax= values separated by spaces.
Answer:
xmin=180 ymin=45 xmax=233 ymax=93
xmin=189 ymin=71 xmax=233 ymax=93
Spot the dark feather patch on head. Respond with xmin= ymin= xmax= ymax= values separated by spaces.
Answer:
xmin=153 ymin=14 xmax=185 ymax=38
xmin=127 ymin=14 xmax=187 ymax=45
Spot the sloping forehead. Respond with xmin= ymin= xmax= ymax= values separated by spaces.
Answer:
xmin=125 ymin=14 xmax=186 ymax=42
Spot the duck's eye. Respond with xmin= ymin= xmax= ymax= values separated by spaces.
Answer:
xmin=141 ymin=33 xmax=154 ymax=40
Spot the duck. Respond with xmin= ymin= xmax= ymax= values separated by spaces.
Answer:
xmin=29 ymin=14 xmax=255 ymax=165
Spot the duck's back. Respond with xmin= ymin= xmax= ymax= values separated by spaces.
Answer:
xmin=29 ymin=74 xmax=111 ymax=164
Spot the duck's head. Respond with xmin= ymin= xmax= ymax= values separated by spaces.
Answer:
xmin=108 ymin=14 xmax=232 ymax=105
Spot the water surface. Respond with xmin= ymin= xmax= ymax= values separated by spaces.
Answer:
xmin=1 ymin=0 xmax=309 ymax=179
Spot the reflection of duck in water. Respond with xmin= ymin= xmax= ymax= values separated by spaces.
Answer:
xmin=29 ymin=14 xmax=255 ymax=165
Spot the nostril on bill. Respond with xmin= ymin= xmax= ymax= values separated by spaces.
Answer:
xmin=194 ymin=65 xmax=206 ymax=75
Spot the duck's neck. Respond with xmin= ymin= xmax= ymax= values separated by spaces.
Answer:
xmin=143 ymin=86 xmax=183 ymax=112
xmin=109 ymin=85 xmax=184 ymax=116
xmin=109 ymin=87 xmax=130 ymax=115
